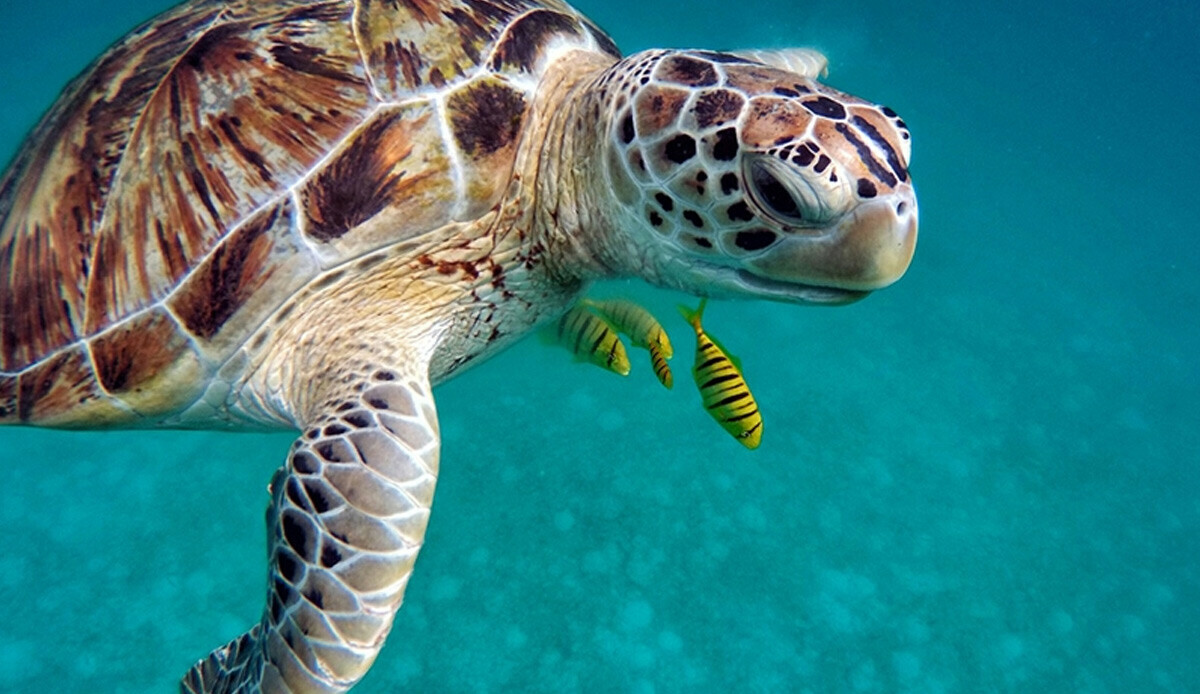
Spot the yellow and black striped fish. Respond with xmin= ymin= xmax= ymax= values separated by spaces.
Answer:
xmin=648 ymin=342 xmax=673 ymax=389
xmin=552 ymin=304 xmax=631 ymax=376
xmin=586 ymin=298 xmax=674 ymax=388
xmin=584 ymin=298 xmax=673 ymax=357
xmin=679 ymin=299 xmax=762 ymax=449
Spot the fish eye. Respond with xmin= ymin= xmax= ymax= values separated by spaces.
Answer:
xmin=748 ymin=160 xmax=804 ymax=222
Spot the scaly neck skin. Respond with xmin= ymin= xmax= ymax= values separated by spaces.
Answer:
xmin=530 ymin=51 xmax=644 ymax=289
xmin=243 ymin=53 xmax=652 ymax=428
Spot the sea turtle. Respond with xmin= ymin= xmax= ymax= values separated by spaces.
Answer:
xmin=0 ymin=0 xmax=917 ymax=690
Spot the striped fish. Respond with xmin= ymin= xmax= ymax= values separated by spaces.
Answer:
xmin=586 ymin=298 xmax=674 ymax=388
xmin=553 ymin=304 xmax=631 ymax=376
xmin=648 ymin=343 xmax=673 ymax=389
xmin=584 ymin=298 xmax=673 ymax=357
xmin=679 ymin=299 xmax=763 ymax=449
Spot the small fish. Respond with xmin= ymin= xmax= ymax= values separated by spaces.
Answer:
xmin=586 ymin=298 xmax=674 ymax=388
xmin=649 ymin=343 xmax=674 ymax=389
xmin=678 ymin=299 xmax=762 ymax=449
xmin=584 ymin=298 xmax=673 ymax=357
xmin=553 ymin=304 xmax=631 ymax=376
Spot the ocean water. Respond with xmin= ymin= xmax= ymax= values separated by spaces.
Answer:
xmin=1 ymin=0 xmax=1197 ymax=692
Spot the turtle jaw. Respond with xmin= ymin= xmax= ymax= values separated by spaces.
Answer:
xmin=731 ymin=269 xmax=871 ymax=305
xmin=660 ymin=189 xmax=918 ymax=306
xmin=666 ymin=261 xmax=870 ymax=305
xmin=741 ymin=190 xmax=919 ymax=300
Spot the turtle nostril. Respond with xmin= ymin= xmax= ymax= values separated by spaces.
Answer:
xmin=896 ymin=201 xmax=908 ymax=215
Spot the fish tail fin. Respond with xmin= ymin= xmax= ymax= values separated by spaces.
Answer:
xmin=677 ymin=298 xmax=707 ymax=330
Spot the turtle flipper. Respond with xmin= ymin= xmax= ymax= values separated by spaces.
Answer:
xmin=181 ymin=369 xmax=439 ymax=693
xmin=731 ymin=48 xmax=829 ymax=78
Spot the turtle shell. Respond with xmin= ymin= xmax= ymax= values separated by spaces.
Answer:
xmin=0 ymin=0 xmax=620 ymax=425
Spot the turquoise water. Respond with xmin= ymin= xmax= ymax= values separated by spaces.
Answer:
xmin=2 ymin=0 xmax=1198 ymax=691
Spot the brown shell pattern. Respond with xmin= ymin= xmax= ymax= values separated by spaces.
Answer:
xmin=0 ymin=0 xmax=620 ymax=424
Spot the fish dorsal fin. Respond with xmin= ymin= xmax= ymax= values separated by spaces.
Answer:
xmin=678 ymin=299 xmax=743 ymax=370
xmin=677 ymin=298 xmax=708 ymax=330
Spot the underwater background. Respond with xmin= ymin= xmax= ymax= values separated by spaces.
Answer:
xmin=1 ymin=0 xmax=1197 ymax=691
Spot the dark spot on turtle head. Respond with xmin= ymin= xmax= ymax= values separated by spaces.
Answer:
xmin=773 ymin=86 xmax=800 ymax=98
xmin=648 ymin=211 xmax=664 ymax=227
xmin=696 ymin=171 xmax=708 ymax=182
xmin=881 ymin=105 xmax=898 ymax=118
xmin=726 ymin=201 xmax=754 ymax=222
xmin=712 ymin=128 xmax=739 ymax=161
xmin=373 ymin=370 xmax=396 ymax=381
xmin=720 ymin=172 xmax=740 ymax=195
xmin=657 ymin=55 xmax=718 ymax=86
xmin=683 ymin=210 xmax=704 ymax=228
xmin=691 ymin=235 xmax=714 ymax=249
xmin=368 ymin=397 xmax=389 ymax=410
xmin=323 ymin=423 xmax=348 ymax=436
xmin=802 ymin=96 xmax=847 ymax=120
xmin=620 ymin=113 xmax=635 ymax=144
xmin=857 ymin=178 xmax=878 ymax=198
xmin=734 ymin=229 xmax=779 ymax=251
xmin=792 ymin=147 xmax=815 ymax=166
xmin=654 ymin=192 xmax=674 ymax=211
xmin=850 ymin=115 xmax=908 ymax=183
xmin=813 ymin=155 xmax=832 ymax=173
xmin=693 ymin=89 xmax=745 ymax=128
xmin=663 ymin=134 xmax=697 ymax=164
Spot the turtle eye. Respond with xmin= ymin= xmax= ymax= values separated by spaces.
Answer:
xmin=749 ymin=160 xmax=804 ymax=222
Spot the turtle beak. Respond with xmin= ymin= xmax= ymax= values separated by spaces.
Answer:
xmin=746 ymin=187 xmax=918 ymax=293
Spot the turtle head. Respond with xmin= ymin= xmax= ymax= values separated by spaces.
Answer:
xmin=593 ymin=50 xmax=917 ymax=304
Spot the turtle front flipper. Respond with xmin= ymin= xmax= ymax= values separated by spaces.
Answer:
xmin=181 ymin=368 xmax=439 ymax=693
